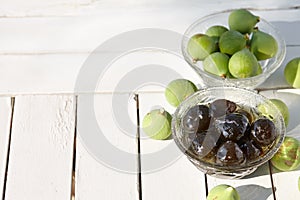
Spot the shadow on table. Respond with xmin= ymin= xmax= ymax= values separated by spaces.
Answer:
xmin=243 ymin=162 xmax=271 ymax=179
xmin=242 ymin=161 xmax=299 ymax=179
xmin=271 ymin=21 xmax=300 ymax=46
xmin=236 ymin=184 xmax=273 ymax=200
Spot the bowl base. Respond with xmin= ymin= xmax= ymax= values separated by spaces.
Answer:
xmin=190 ymin=159 xmax=258 ymax=179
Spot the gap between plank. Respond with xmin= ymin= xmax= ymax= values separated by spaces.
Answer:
xmin=134 ymin=94 xmax=143 ymax=200
xmin=204 ymin=174 xmax=208 ymax=197
xmin=268 ymin=160 xmax=277 ymax=200
xmin=258 ymin=90 xmax=277 ymax=200
xmin=70 ymin=96 xmax=78 ymax=200
xmin=2 ymin=97 xmax=15 ymax=200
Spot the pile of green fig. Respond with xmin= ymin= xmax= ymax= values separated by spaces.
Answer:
xmin=187 ymin=9 xmax=278 ymax=79
xmin=142 ymin=79 xmax=198 ymax=140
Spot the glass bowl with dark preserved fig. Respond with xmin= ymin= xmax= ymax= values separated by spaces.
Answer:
xmin=172 ymin=86 xmax=286 ymax=178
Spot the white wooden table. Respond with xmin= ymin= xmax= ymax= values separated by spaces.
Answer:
xmin=0 ymin=1 xmax=300 ymax=199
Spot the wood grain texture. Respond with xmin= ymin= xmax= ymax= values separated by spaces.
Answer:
xmin=4 ymin=95 xmax=76 ymax=200
xmin=75 ymin=93 xmax=138 ymax=200
xmin=0 ymin=98 xmax=12 ymax=198
xmin=0 ymin=48 xmax=201 ymax=94
xmin=0 ymin=10 xmax=298 ymax=54
xmin=0 ymin=0 xmax=298 ymax=17
xmin=0 ymin=45 xmax=300 ymax=94
xmin=138 ymin=92 xmax=207 ymax=200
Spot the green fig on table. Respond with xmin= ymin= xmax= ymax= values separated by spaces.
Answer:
xmin=271 ymin=136 xmax=300 ymax=171
xmin=270 ymin=99 xmax=290 ymax=127
xmin=165 ymin=79 xmax=197 ymax=107
xmin=258 ymin=98 xmax=290 ymax=127
xmin=207 ymin=184 xmax=240 ymax=200
xmin=298 ymin=176 xmax=300 ymax=191
xmin=284 ymin=57 xmax=300 ymax=88
xmin=229 ymin=9 xmax=260 ymax=34
xmin=142 ymin=108 xmax=172 ymax=140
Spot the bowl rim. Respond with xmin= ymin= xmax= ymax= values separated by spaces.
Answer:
xmin=171 ymin=86 xmax=286 ymax=172
xmin=181 ymin=9 xmax=286 ymax=86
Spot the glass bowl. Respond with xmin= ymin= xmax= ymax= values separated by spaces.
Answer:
xmin=172 ymin=86 xmax=286 ymax=179
xmin=181 ymin=10 xmax=286 ymax=89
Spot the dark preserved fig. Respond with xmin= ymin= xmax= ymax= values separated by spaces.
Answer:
xmin=182 ymin=105 xmax=211 ymax=133
xmin=191 ymin=131 xmax=220 ymax=158
xmin=239 ymin=140 xmax=262 ymax=161
xmin=216 ymin=141 xmax=245 ymax=165
xmin=210 ymin=99 xmax=237 ymax=118
xmin=215 ymin=113 xmax=250 ymax=141
xmin=250 ymin=118 xmax=276 ymax=146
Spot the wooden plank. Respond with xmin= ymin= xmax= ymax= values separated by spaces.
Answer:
xmin=0 ymin=98 xmax=12 ymax=198
xmin=0 ymin=46 xmax=298 ymax=95
xmin=5 ymin=95 xmax=76 ymax=200
xmin=0 ymin=54 xmax=86 ymax=94
xmin=0 ymin=0 xmax=91 ymax=16
xmin=0 ymin=46 xmax=299 ymax=95
xmin=0 ymin=10 xmax=298 ymax=53
xmin=259 ymin=89 xmax=300 ymax=200
xmin=75 ymin=93 xmax=138 ymax=200
xmin=0 ymin=0 xmax=298 ymax=17
xmin=0 ymin=48 xmax=202 ymax=94
xmin=139 ymin=92 xmax=207 ymax=200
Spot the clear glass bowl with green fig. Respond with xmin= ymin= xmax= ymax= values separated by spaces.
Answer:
xmin=182 ymin=9 xmax=286 ymax=89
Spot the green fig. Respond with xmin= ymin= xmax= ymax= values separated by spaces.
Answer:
xmin=284 ymin=57 xmax=300 ymax=88
xmin=256 ymin=63 xmax=263 ymax=75
xmin=229 ymin=9 xmax=260 ymax=34
xmin=219 ymin=30 xmax=247 ymax=55
xmin=250 ymin=30 xmax=278 ymax=60
xmin=271 ymin=136 xmax=300 ymax=171
xmin=226 ymin=71 xmax=236 ymax=79
xmin=258 ymin=98 xmax=289 ymax=127
xmin=203 ymin=52 xmax=229 ymax=77
xmin=165 ymin=79 xmax=197 ymax=107
xmin=206 ymin=25 xmax=229 ymax=38
xmin=207 ymin=184 xmax=240 ymax=200
xmin=142 ymin=108 xmax=172 ymax=140
xmin=270 ymin=99 xmax=290 ymax=127
xmin=228 ymin=48 xmax=259 ymax=78
xmin=187 ymin=34 xmax=217 ymax=61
